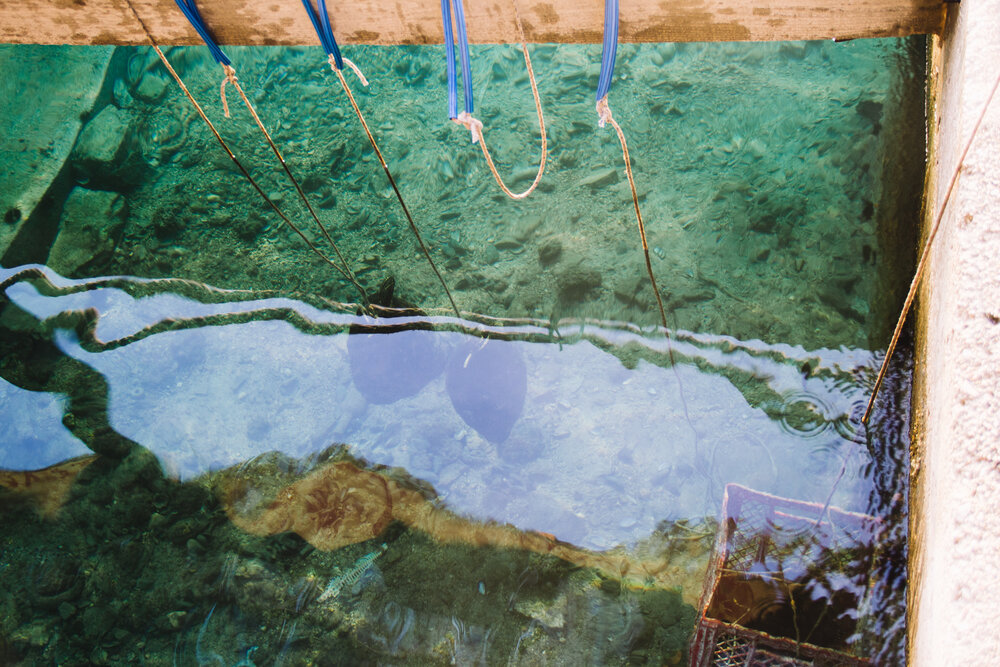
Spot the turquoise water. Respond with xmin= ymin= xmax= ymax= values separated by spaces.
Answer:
xmin=0 ymin=38 xmax=921 ymax=665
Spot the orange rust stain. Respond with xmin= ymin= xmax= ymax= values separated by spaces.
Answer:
xmin=630 ymin=19 xmax=751 ymax=42
xmin=91 ymin=31 xmax=126 ymax=45
xmin=635 ymin=1 xmax=752 ymax=42
xmin=534 ymin=28 xmax=603 ymax=44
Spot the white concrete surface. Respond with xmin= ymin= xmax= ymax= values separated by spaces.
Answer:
xmin=911 ymin=1 xmax=1000 ymax=664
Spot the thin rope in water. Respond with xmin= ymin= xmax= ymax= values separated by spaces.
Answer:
xmin=298 ymin=0 xmax=459 ymax=317
xmin=450 ymin=0 xmax=547 ymax=200
xmin=596 ymin=97 xmax=668 ymax=331
xmin=862 ymin=68 xmax=1000 ymax=424
xmin=596 ymin=95 xmax=697 ymax=457
xmin=591 ymin=1 xmax=697 ymax=455
xmin=120 ymin=0 xmax=370 ymax=307
xmin=215 ymin=63 xmax=368 ymax=303
xmin=330 ymin=58 xmax=462 ymax=319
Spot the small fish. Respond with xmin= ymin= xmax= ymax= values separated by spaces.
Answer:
xmin=317 ymin=543 xmax=388 ymax=602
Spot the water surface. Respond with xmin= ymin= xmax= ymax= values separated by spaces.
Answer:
xmin=0 ymin=37 xmax=921 ymax=665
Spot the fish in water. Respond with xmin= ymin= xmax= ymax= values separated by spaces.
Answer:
xmin=318 ymin=543 xmax=388 ymax=602
xmin=445 ymin=337 xmax=527 ymax=444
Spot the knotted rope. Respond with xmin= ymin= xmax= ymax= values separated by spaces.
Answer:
xmin=596 ymin=96 xmax=668 ymax=331
xmin=216 ymin=61 xmax=368 ymax=303
xmin=596 ymin=92 xmax=696 ymax=454
xmin=445 ymin=0 xmax=547 ymax=200
xmin=330 ymin=56 xmax=461 ymax=318
xmin=122 ymin=0 xmax=369 ymax=307
xmin=299 ymin=0 xmax=461 ymax=318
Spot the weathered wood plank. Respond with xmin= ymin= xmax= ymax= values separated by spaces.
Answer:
xmin=0 ymin=0 xmax=944 ymax=46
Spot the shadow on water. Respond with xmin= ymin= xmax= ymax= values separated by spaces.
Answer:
xmin=0 ymin=266 xmax=909 ymax=664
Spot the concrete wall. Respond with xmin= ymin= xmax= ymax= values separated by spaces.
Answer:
xmin=0 ymin=0 xmax=944 ymax=46
xmin=911 ymin=1 xmax=1000 ymax=664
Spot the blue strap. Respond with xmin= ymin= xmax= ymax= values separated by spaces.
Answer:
xmin=317 ymin=0 xmax=345 ymax=70
xmin=301 ymin=0 xmax=338 ymax=63
xmin=452 ymin=0 xmax=474 ymax=116
xmin=595 ymin=0 xmax=619 ymax=101
xmin=441 ymin=0 xmax=458 ymax=118
xmin=441 ymin=0 xmax=473 ymax=118
xmin=173 ymin=0 xmax=231 ymax=66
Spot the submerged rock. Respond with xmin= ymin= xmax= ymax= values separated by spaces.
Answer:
xmin=482 ymin=245 xmax=500 ymax=265
xmin=71 ymin=105 xmax=145 ymax=189
xmin=496 ymin=428 xmax=544 ymax=464
xmin=538 ymin=237 xmax=563 ymax=266
xmin=578 ymin=168 xmax=619 ymax=189
xmin=134 ymin=73 xmax=168 ymax=103
xmin=0 ymin=46 xmax=113 ymax=259
xmin=47 ymin=187 xmax=127 ymax=276
xmin=73 ymin=106 xmax=126 ymax=165
xmin=494 ymin=238 xmax=522 ymax=252
xmin=556 ymin=261 xmax=603 ymax=303
xmin=856 ymin=99 xmax=884 ymax=135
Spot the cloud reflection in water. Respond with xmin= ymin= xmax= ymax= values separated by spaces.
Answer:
xmin=3 ymin=268 xmax=877 ymax=554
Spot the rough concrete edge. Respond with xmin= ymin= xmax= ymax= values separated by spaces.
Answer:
xmin=906 ymin=29 xmax=937 ymax=667
xmin=910 ymin=0 xmax=1000 ymax=664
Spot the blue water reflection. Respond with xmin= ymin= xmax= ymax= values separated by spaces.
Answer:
xmin=3 ymin=266 xmax=877 ymax=554
xmin=0 ymin=379 xmax=90 ymax=468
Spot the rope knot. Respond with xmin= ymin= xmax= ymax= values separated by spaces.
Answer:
xmin=596 ymin=96 xmax=613 ymax=129
xmin=328 ymin=55 xmax=370 ymax=87
xmin=220 ymin=64 xmax=238 ymax=118
xmin=453 ymin=111 xmax=484 ymax=145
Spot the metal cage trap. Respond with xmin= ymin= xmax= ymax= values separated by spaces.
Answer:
xmin=690 ymin=484 xmax=883 ymax=666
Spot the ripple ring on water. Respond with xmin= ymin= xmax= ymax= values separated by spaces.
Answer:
xmin=777 ymin=391 xmax=833 ymax=438
xmin=833 ymin=399 xmax=869 ymax=445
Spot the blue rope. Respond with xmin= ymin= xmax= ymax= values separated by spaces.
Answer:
xmin=441 ymin=0 xmax=473 ymax=118
xmin=317 ymin=0 xmax=345 ymax=70
xmin=301 ymin=0 xmax=339 ymax=64
xmin=453 ymin=0 xmax=474 ymax=116
xmin=173 ymin=0 xmax=230 ymax=66
xmin=441 ymin=0 xmax=458 ymax=118
xmin=595 ymin=0 xmax=619 ymax=101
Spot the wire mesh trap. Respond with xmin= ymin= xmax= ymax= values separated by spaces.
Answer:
xmin=689 ymin=484 xmax=882 ymax=667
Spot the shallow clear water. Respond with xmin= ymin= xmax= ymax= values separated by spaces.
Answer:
xmin=0 ymin=38 xmax=921 ymax=665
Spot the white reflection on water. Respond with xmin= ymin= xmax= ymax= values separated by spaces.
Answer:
xmin=4 ymin=268 xmax=876 ymax=552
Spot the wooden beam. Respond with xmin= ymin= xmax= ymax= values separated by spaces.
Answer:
xmin=0 ymin=0 xmax=944 ymax=46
